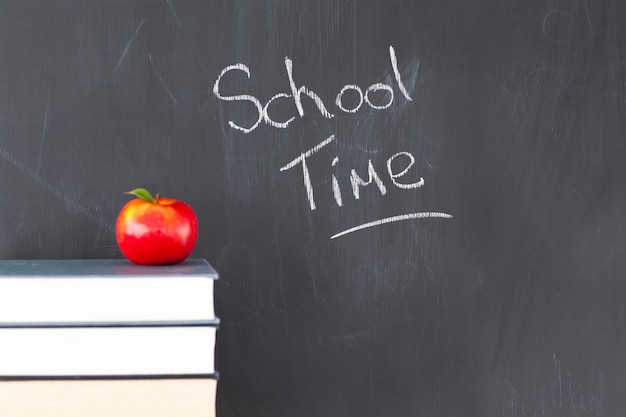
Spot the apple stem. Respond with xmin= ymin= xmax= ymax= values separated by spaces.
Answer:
xmin=155 ymin=193 xmax=161 ymax=204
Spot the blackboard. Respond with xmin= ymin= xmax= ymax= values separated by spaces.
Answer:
xmin=2 ymin=1 xmax=626 ymax=416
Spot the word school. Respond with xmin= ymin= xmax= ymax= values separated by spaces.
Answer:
xmin=280 ymin=134 xmax=424 ymax=211
xmin=213 ymin=46 xmax=414 ymax=133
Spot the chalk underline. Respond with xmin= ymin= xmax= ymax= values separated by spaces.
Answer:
xmin=330 ymin=212 xmax=453 ymax=240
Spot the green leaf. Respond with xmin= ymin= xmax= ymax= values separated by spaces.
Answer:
xmin=125 ymin=188 xmax=154 ymax=203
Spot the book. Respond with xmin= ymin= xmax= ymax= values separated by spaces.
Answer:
xmin=0 ymin=377 xmax=217 ymax=417
xmin=0 ymin=259 xmax=217 ymax=325
xmin=0 ymin=258 xmax=220 ymax=416
xmin=0 ymin=324 xmax=218 ymax=377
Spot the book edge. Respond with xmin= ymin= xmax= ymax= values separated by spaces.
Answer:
xmin=0 ymin=259 xmax=218 ymax=279
xmin=0 ymin=319 xmax=220 ymax=328
xmin=0 ymin=373 xmax=220 ymax=381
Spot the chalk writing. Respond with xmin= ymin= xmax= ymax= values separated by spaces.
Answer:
xmin=330 ymin=212 xmax=453 ymax=240
xmin=279 ymin=136 xmax=426 ymax=212
xmin=213 ymin=46 xmax=412 ymax=133
xmin=213 ymin=46 xmax=452 ymax=238
xmin=279 ymin=135 xmax=336 ymax=211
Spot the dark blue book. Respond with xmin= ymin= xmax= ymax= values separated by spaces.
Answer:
xmin=0 ymin=259 xmax=218 ymax=327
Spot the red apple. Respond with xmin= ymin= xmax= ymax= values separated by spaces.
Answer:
xmin=115 ymin=188 xmax=198 ymax=265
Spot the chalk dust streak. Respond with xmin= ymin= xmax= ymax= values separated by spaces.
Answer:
xmin=0 ymin=147 xmax=109 ymax=229
xmin=148 ymin=54 xmax=178 ymax=106
xmin=113 ymin=18 xmax=148 ymax=74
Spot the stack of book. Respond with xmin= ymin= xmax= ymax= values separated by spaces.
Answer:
xmin=0 ymin=259 xmax=219 ymax=417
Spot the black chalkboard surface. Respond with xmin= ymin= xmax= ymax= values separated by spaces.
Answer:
xmin=1 ymin=1 xmax=626 ymax=416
